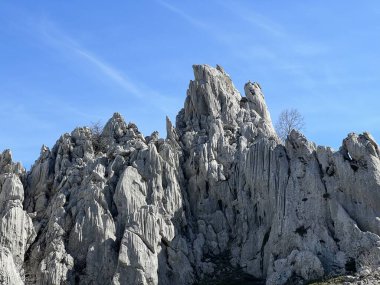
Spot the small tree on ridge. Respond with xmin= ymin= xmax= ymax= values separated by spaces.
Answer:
xmin=275 ymin=108 xmax=305 ymax=142
xmin=90 ymin=121 xmax=106 ymax=153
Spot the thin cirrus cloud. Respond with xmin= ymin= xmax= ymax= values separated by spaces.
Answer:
xmin=156 ymin=0 xmax=326 ymax=64
xmin=74 ymin=48 xmax=143 ymax=98
xmin=155 ymin=0 xmax=279 ymax=64
xmin=38 ymin=20 xmax=143 ymax=98
xmin=155 ymin=0 xmax=208 ymax=30
xmin=1 ymin=5 xmax=145 ymax=100
xmin=216 ymin=1 xmax=330 ymax=84
xmin=156 ymin=0 xmax=321 ymax=89
xmin=155 ymin=1 xmax=346 ymax=119
xmin=35 ymin=18 xmax=179 ymax=114
xmin=218 ymin=1 xmax=329 ymax=56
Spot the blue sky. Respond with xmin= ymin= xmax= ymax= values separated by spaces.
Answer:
xmin=1 ymin=1 xmax=380 ymax=169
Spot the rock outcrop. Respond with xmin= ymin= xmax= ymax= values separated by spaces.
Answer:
xmin=1 ymin=64 xmax=380 ymax=284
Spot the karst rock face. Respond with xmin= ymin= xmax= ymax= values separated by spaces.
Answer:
xmin=1 ymin=65 xmax=380 ymax=285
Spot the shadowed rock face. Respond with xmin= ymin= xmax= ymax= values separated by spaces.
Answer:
xmin=0 ymin=64 xmax=380 ymax=285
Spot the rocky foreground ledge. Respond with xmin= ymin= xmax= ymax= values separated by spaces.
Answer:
xmin=1 ymin=65 xmax=380 ymax=285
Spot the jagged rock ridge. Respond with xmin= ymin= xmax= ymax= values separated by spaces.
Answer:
xmin=0 ymin=64 xmax=380 ymax=285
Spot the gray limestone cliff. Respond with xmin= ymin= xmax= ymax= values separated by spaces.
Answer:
xmin=1 ymin=65 xmax=380 ymax=285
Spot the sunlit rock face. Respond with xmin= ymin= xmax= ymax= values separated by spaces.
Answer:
xmin=1 ymin=65 xmax=380 ymax=285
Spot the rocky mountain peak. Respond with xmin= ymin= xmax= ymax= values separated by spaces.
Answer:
xmin=179 ymin=64 xmax=241 ymax=132
xmin=178 ymin=64 xmax=278 ymax=147
xmin=102 ymin=112 xmax=127 ymax=139
xmin=0 ymin=65 xmax=379 ymax=285
xmin=0 ymin=149 xmax=24 ymax=175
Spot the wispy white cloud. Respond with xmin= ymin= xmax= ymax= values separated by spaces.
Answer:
xmin=156 ymin=1 xmax=322 ymax=91
xmin=220 ymin=3 xmax=332 ymax=94
xmin=155 ymin=0 xmax=278 ymax=62
xmin=232 ymin=7 xmax=286 ymax=39
xmin=218 ymin=1 xmax=328 ymax=56
xmin=33 ymin=18 xmax=182 ymax=114
xmin=73 ymin=48 xmax=142 ymax=98
xmin=156 ymin=0 xmax=208 ymax=30
xmin=38 ymin=20 xmax=143 ymax=98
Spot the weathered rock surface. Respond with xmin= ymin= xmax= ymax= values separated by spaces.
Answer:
xmin=1 ymin=64 xmax=380 ymax=284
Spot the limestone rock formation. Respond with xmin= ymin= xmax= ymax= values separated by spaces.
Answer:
xmin=0 ymin=64 xmax=380 ymax=284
